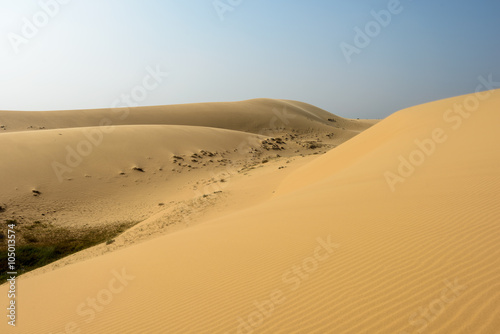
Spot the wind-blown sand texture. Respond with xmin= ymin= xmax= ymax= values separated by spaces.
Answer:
xmin=0 ymin=92 xmax=499 ymax=333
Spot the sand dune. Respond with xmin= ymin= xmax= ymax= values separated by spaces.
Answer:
xmin=0 ymin=98 xmax=370 ymax=135
xmin=0 ymin=99 xmax=374 ymax=278
xmin=1 ymin=91 xmax=499 ymax=333
xmin=0 ymin=125 xmax=266 ymax=226
xmin=0 ymin=99 xmax=372 ymax=230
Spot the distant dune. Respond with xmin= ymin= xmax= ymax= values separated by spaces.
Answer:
xmin=1 ymin=91 xmax=499 ymax=333
xmin=0 ymin=98 xmax=370 ymax=134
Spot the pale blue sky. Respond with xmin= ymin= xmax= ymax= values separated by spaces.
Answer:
xmin=1 ymin=0 xmax=499 ymax=118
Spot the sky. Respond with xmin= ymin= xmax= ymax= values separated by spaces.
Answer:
xmin=0 ymin=0 xmax=499 ymax=118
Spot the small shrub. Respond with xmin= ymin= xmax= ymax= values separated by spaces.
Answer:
xmin=25 ymin=234 xmax=38 ymax=243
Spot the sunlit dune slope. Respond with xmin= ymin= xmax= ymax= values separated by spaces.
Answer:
xmin=2 ymin=90 xmax=499 ymax=333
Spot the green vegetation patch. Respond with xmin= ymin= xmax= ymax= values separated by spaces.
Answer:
xmin=0 ymin=220 xmax=137 ymax=282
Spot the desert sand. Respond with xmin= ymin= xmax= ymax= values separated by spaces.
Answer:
xmin=0 ymin=91 xmax=499 ymax=333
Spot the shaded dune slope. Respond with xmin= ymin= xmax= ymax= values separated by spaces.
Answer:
xmin=0 ymin=98 xmax=366 ymax=135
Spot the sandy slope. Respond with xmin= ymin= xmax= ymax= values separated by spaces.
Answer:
xmin=0 ymin=125 xmax=267 ymax=226
xmin=0 ymin=98 xmax=374 ymax=281
xmin=1 ymin=91 xmax=499 ymax=333
xmin=0 ymin=99 xmax=372 ymax=230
